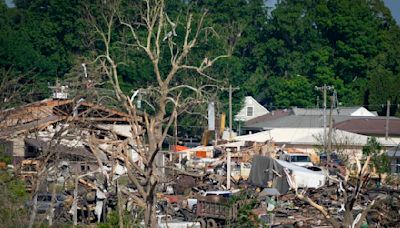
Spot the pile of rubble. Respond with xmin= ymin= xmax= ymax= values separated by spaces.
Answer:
xmin=252 ymin=186 xmax=400 ymax=227
xmin=3 ymin=117 xmax=400 ymax=227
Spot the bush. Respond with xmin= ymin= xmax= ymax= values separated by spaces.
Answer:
xmin=0 ymin=146 xmax=12 ymax=164
xmin=0 ymin=171 xmax=29 ymax=226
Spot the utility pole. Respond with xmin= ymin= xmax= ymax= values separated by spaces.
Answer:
xmin=386 ymin=99 xmax=390 ymax=140
xmin=322 ymin=85 xmax=327 ymax=152
xmin=229 ymin=85 xmax=233 ymax=140
xmin=315 ymin=85 xmax=334 ymax=152
xmin=327 ymin=96 xmax=334 ymax=163
xmin=221 ymin=84 xmax=238 ymax=190
xmin=221 ymin=85 xmax=239 ymax=140
xmin=229 ymin=85 xmax=234 ymax=140
xmin=226 ymin=148 xmax=231 ymax=189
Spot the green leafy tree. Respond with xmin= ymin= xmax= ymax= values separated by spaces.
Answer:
xmin=2 ymin=0 xmax=400 ymax=116
xmin=265 ymin=75 xmax=314 ymax=108
xmin=0 ymin=171 xmax=29 ymax=226
xmin=362 ymin=137 xmax=390 ymax=175
xmin=1 ymin=0 xmax=87 ymax=98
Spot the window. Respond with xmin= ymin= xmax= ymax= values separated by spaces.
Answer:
xmin=80 ymin=164 xmax=90 ymax=172
xmin=292 ymin=156 xmax=311 ymax=162
xmin=37 ymin=195 xmax=52 ymax=202
xmin=22 ymin=164 xmax=38 ymax=172
xmin=396 ymin=158 xmax=400 ymax=173
xmin=246 ymin=107 xmax=254 ymax=117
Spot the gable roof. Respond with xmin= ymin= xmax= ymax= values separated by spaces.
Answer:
xmin=350 ymin=107 xmax=377 ymax=116
xmin=292 ymin=107 xmax=376 ymax=117
xmin=235 ymin=96 xmax=269 ymax=121
xmin=245 ymin=109 xmax=291 ymax=126
xmin=244 ymin=107 xmax=380 ymax=131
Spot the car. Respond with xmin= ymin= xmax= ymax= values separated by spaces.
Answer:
xmin=280 ymin=153 xmax=313 ymax=167
xmin=319 ymin=152 xmax=343 ymax=165
xmin=26 ymin=193 xmax=66 ymax=214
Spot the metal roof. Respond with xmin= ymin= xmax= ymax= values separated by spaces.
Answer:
xmin=245 ymin=115 xmax=354 ymax=129
xmin=234 ymin=128 xmax=399 ymax=147
xmin=334 ymin=118 xmax=400 ymax=136
xmin=292 ymin=107 xmax=375 ymax=116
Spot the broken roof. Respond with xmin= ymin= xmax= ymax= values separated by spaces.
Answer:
xmin=25 ymin=138 xmax=95 ymax=159
xmin=0 ymin=98 xmax=135 ymax=138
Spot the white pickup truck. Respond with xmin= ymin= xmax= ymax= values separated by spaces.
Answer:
xmin=280 ymin=153 xmax=313 ymax=167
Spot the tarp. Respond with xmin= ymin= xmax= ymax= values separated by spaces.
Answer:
xmin=248 ymin=155 xmax=290 ymax=194
xmin=171 ymin=145 xmax=189 ymax=152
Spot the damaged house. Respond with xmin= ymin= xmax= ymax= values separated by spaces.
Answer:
xmin=0 ymin=94 xmax=150 ymax=224
xmin=0 ymin=98 xmax=133 ymax=165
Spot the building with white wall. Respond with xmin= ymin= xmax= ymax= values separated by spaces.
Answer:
xmin=235 ymin=96 xmax=269 ymax=122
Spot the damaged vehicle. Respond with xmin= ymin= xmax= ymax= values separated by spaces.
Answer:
xmin=26 ymin=193 xmax=67 ymax=214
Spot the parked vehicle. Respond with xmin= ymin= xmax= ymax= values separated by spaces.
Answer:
xmin=26 ymin=193 xmax=66 ymax=214
xmin=319 ymin=152 xmax=343 ymax=165
xmin=280 ymin=153 xmax=313 ymax=167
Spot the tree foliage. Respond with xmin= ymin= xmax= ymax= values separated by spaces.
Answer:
xmin=0 ymin=0 xmax=399 ymax=114
xmin=362 ymin=137 xmax=390 ymax=174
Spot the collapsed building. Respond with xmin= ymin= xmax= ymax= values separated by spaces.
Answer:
xmin=1 ymin=95 xmax=400 ymax=227
xmin=0 ymin=96 xmax=145 ymax=223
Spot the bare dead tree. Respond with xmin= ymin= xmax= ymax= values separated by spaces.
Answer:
xmin=86 ymin=0 xmax=233 ymax=226
xmin=27 ymin=124 xmax=72 ymax=228
xmin=313 ymin=129 xmax=362 ymax=164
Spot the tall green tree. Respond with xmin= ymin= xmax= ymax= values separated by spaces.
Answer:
xmin=1 ymin=0 xmax=400 ymax=116
xmin=1 ymin=0 xmax=86 ymax=97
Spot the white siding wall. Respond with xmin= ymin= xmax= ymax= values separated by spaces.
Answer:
xmin=235 ymin=96 xmax=269 ymax=122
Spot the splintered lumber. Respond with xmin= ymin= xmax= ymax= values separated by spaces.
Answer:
xmin=79 ymin=178 xmax=97 ymax=189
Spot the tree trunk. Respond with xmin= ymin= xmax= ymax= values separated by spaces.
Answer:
xmin=28 ymin=173 xmax=44 ymax=228
xmin=28 ymin=193 xmax=38 ymax=228
xmin=343 ymin=211 xmax=353 ymax=227
xmin=72 ymin=177 xmax=79 ymax=226
xmin=144 ymin=194 xmax=156 ymax=228
xmin=117 ymin=180 xmax=124 ymax=228
xmin=48 ymin=184 xmax=57 ymax=226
